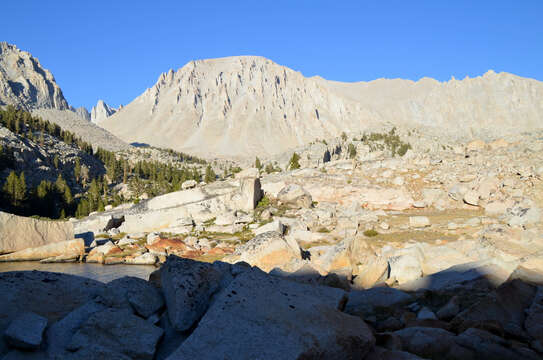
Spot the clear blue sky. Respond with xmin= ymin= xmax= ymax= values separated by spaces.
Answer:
xmin=4 ymin=1 xmax=543 ymax=110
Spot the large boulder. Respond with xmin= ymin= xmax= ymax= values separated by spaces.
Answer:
xmin=160 ymin=257 xmax=225 ymax=331
xmin=236 ymin=177 xmax=263 ymax=211
xmin=393 ymin=327 xmax=470 ymax=360
xmin=0 ymin=271 xmax=105 ymax=356
xmin=167 ymin=269 xmax=374 ymax=359
xmin=455 ymin=327 xmax=539 ymax=360
xmin=0 ymin=239 xmax=84 ymax=262
xmin=277 ymin=184 xmax=313 ymax=208
xmin=4 ymin=312 xmax=47 ymax=350
xmin=224 ymin=231 xmax=301 ymax=272
xmin=345 ymin=287 xmax=413 ymax=318
xmin=67 ymin=308 xmax=163 ymax=360
xmin=0 ymin=211 xmax=74 ymax=253
xmin=99 ymin=277 xmax=164 ymax=318
xmin=46 ymin=301 xmax=106 ymax=358
xmin=451 ymin=279 xmax=537 ymax=336
xmin=525 ymin=286 xmax=543 ymax=343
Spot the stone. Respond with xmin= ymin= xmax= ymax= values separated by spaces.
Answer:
xmin=388 ymin=254 xmax=423 ymax=284
xmin=167 ymin=268 xmax=374 ymax=359
xmin=451 ymin=279 xmax=537 ymax=336
xmin=0 ymin=271 xmax=105 ymax=357
xmin=4 ymin=312 xmax=47 ymax=350
xmin=409 ymin=216 xmax=430 ymax=228
xmin=0 ymin=239 xmax=84 ymax=262
xmin=67 ymin=308 xmax=163 ymax=360
xmin=380 ymin=221 xmax=390 ymax=230
xmin=254 ymin=220 xmax=286 ymax=236
xmin=101 ymin=277 xmax=164 ymax=318
xmin=224 ymin=231 xmax=301 ymax=272
xmin=417 ymin=307 xmax=437 ymax=320
xmin=160 ymin=256 xmax=224 ymax=331
xmin=455 ymin=327 xmax=539 ymax=360
xmin=437 ymin=296 xmax=461 ymax=320
xmin=46 ymin=301 xmax=106 ymax=358
xmin=237 ymin=177 xmax=263 ymax=211
xmin=463 ymin=190 xmax=479 ymax=206
xmin=412 ymin=201 xmax=426 ymax=208
xmin=524 ymin=286 xmax=543 ymax=343
xmin=393 ymin=327 xmax=468 ymax=360
xmin=448 ymin=184 xmax=468 ymax=201
xmin=146 ymin=232 xmax=161 ymax=245
xmin=125 ymin=252 xmax=157 ymax=265
xmin=0 ymin=211 xmax=74 ymax=254
xmin=181 ymin=180 xmax=197 ymax=190
xmin=277 ymin=184 xmax=313 ymax=208
xmin=353 ymin=256 xmax=389 ymax=289
xmin=345 ymin=287 xmax=413 ymax=318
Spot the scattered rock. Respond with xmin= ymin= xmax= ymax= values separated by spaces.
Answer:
xmin=4 ymin=312 xmax=47 ymax=350
xmin=277 ymin=184 xmax=313 ymax=208
xmin=67 ymin=308 xmax=163 ymax=360
xmin=225 ymin=231 xmax=301 ymax=272
xmin=409 ymin=216 xmax=430 ymax=228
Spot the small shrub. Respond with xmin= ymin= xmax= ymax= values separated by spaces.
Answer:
xmin=288 ymin=152 xmax=301 ymax=170
xmin=363 ymin=229 xmax=379 ymax=237
xmin=256 ymin=195 xmax=270 ymax=208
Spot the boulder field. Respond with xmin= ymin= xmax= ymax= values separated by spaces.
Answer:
xmin=1 ymin=256 xmax=542 ymax=359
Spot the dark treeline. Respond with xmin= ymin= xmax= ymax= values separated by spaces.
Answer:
xmin=0 ymin=106 xmax=212 ymax=219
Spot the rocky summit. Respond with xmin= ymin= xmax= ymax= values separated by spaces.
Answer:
xmin=101 ymin=55 xmax=543 ymax=158
xmin=0 ymin=42 xmax=69 ymax=111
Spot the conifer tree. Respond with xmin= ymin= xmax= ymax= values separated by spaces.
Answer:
xmin=288 ymin=153 xmax=301 ymax=170
xmin=204 ymin=165 xmax=216 ymax=183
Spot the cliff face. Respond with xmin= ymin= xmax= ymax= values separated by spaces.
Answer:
xmin=101 ymin=56 xmax=543 ymax=158
xmin=0 ymin=42 xmax=69 ymax=111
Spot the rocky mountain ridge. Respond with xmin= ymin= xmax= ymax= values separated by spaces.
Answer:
xmin=100 ymin=56 xmax=543 ymax=158
xmin=90 ymin=99 xmax=117 ymax=124
xmin=0 ymin=42 xmax=69 ymax=111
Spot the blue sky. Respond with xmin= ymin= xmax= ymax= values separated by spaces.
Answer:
xmin=3 ymin=1 xmax=543 ymax=110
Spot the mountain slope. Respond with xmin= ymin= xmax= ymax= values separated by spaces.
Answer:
xmin=0 ymin=42 xmax=69 ymax=110
xmin=0 ymin=42 xmax=131 ymax=152
xmin=100 ymin=56 xmax=543 ymax=158
xmin=32 ymin=109 xmax=130 ymax=152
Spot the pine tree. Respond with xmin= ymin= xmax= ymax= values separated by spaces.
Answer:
xmin=204 ymin=165 xmax=216 ymax=183
xmin=288 ymin=153 xmax=301 ymax=170
xmin=3 ymin=171 xmax=18 ymax=206
xmin=53 ymin=155 xmax=60 ymax=169
xmin=74 ymin=158 xmax=81 ymax=181
xmin=16 ymin=172 xmax=26 ymax=205
xmin=255 ymin=157 xmax=262 ymax=170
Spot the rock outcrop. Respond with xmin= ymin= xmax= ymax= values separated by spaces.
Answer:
xmin=0 ymin=211 xmax=74 ymax=254
xmin=91 ymin=100 xmax=117 ymax=124
xmin=0 ymin=42 xmax=69 ymax=110
xmin=0 ymin=238 xmax=84 ymax=262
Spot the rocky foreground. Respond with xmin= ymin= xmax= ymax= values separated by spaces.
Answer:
xmin=0 ymin=255 xmax=542 ymax=360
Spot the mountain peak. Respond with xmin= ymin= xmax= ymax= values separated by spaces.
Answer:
xmin=0 ymin=42 xmax=69 ymax=110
